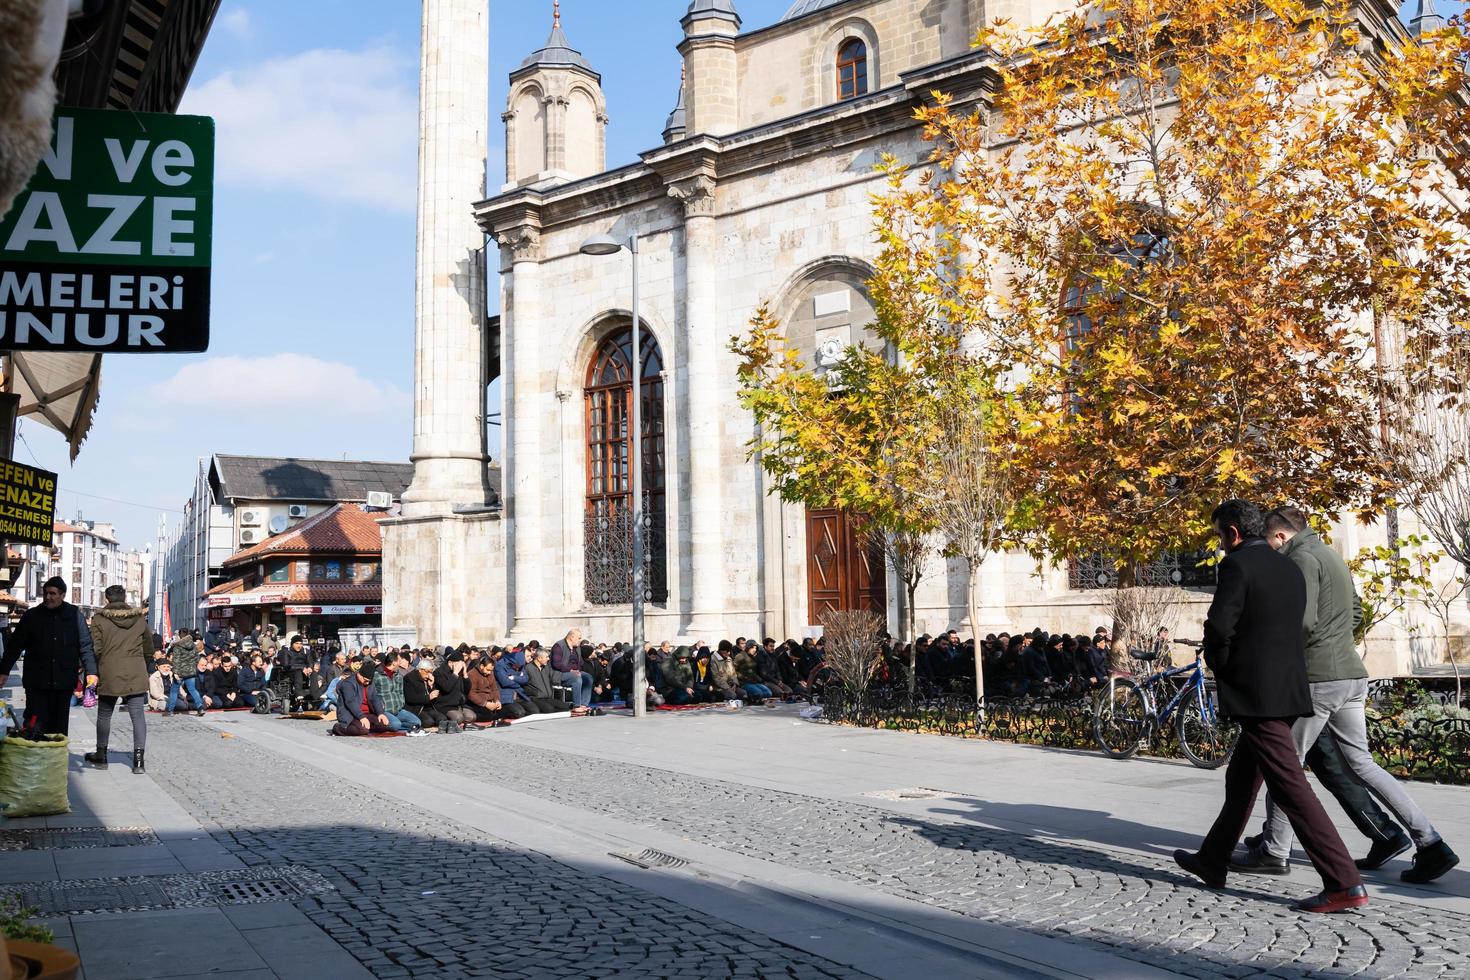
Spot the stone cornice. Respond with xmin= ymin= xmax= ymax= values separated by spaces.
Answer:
xmin=471 ymin=51 xmax=996 ymax=240
xmin=668 ymin=176 xmax=717 ymax=218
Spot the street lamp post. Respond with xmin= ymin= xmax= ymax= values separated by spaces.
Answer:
xmin=579 ymin=232 xmax=646 ymax=718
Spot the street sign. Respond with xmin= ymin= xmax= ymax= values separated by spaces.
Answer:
xmin=0 ymin=107 xmax=214 ymax=353
xmin=0 ymin=459 xmax=57 ymax=546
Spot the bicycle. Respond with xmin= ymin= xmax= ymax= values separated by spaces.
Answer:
xmin=1092 ymin=638 xmax=1239 ymax=769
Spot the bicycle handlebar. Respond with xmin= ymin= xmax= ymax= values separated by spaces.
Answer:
xmin=1172 ymin=638 xmax=1204 ymax=649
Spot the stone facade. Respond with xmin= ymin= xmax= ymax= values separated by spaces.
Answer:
xmin=385 ymin=0 xmax=1467 ymax=672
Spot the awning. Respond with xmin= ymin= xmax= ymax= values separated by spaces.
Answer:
xmin=284 ymin=606 xmax=382 ymax=617
xmin=5 ymin=352 xmax=103 ymax=460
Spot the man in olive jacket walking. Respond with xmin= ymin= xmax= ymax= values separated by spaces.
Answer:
xmin=83 ymin=586 xmax=153 ymax=773
xmin=1232 ymin=507 xmax=1459 ymax=884
xmin=0 ymin=577 xmax=97 ymax=736
xmin=1174 ymin=500 xmax=1366 ymax=913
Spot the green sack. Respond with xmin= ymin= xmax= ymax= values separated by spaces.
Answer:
xmin=0 ymin=734 xmax=71 ymax=818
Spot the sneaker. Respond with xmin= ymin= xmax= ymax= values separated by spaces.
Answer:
xmin=1357 ymin=832 xmax=1412 ymax=871
xmin=1293 ymin=884 xmax=1368 ymax=913
xmin=1173 ymin=849 xmax=1226 ymax=889
xmin=1228 ymin=844 xmax=1291 ymax=876
xmin=1400 ymin=840 xmax=1460 ymax=884
xmin=405 ymin=729 xmax=429 ymax=738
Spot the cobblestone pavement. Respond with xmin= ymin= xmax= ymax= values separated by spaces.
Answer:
xmin=141 ymin=723 xmax=870 ymax=980
xmin=349 ymin=732 xmax=1470 ymax=980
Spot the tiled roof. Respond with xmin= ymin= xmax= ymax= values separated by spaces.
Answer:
xmin=781 ymin=0 xmax=844 ymax=20
xmin=221 ymin=505 xmax=382 ymax=568
xmin=211 ymin=455 xmax=414 ymax=503
xmin=204 ymin=577 xmax=245 ymax=597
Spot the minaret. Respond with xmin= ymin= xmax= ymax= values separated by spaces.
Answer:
xmin=662 ymin=65 xmax=687 ymax=145
xmin=1410 ymin=0 xmax=1446 ymax=35
xmin=504 ymin=1 xmax=607 ymax=189
xmin=400 ymin=0 xmax=490 ymax=518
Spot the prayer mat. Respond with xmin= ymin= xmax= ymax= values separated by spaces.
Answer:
xmin=283 ymin=711 xmax=329 ymax=721
xmin=328 ymin=729 xmax=405 ymax=738
xmin=503 ymin=711 xmax=573 ymax=724
xmin=655 ymin=702 xmax=724 ymax=712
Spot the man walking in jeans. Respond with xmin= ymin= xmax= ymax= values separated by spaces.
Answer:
xmin=1230 ymin=506 xmax=1458 ymax=884
xmin=1175 ymin=500 xmax=1367 ymax=912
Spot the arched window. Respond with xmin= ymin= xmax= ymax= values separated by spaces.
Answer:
xmin=583 ymin=325 xmax=667 ymax=606
xmin=837 ymin=38 xmax=868 ymax=100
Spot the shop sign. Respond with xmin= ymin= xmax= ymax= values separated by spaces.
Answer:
xmin=201 ymin=590 xmax=287 ymax=609
xmin=0 ymin=107 xmax=213 ymax=352
xmin=0 ymin=459 xmax=58 ymax=546
xmin=285 ymin=605 xmax=382 ymax=616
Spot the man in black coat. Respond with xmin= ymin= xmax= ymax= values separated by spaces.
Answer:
xmin=1174 ymin=500 xmax=1366 ymax=913
xmin=0 ymin=577 xmax=98 ymax=736
xmin=548 ymin=629 xmax=593 ymax=708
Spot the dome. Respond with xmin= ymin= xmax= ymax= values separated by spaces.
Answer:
xmin=683 ymin=0 xmax=741 ymax=28
xmin=514 ymin=3 xmax=597 ymax=78
xmin=782 ymin=0 xmax=846 ymax=20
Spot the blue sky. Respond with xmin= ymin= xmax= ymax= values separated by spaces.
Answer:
xmin=16 ymin=0 xmax=1447 ymax=551
xmin=18 ymin=0 xmax=796 ymax=550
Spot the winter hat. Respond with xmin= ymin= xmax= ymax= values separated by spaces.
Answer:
xmin=674 ymin=645 xmax=691 ymax=659
xmin=357 ymin=660 xmax=378 ymax=681
xmin=717 ymin=640 xmax=733 ymax=653
xmin=447 ymin=650 xmax=464 ymax=663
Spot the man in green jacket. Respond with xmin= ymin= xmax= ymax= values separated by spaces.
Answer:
xmin=1231 ymin=507 xmax=1458 ymax=884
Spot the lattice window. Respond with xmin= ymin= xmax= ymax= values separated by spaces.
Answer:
xmin=584 ymin=327 xmax=667 ymax=605
xmin=1068 ymin=550 xmax=1217 ymax=590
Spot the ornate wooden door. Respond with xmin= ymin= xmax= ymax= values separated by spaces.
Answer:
xmin=805 ymin=508 xmax=886 ymax=626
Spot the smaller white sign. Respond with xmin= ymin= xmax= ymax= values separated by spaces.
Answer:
xmin=813 ymin=289 xmax=850 ymax=318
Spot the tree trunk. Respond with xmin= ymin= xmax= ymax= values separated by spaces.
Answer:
xmin=906 ymin=578 xmax=920 ymax=694
xmin=968 ymin=558 xmax=985 ymax=710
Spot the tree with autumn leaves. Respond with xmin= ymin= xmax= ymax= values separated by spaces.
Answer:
xmin=733 ymin=0 xmax=1470 ymax=688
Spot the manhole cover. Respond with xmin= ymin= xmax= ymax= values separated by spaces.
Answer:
xmin=864 ymin=787 xmax=945 ymax=801
xmin=1 ymin=866 xmax=331 ymax=916
xmin=612 ymin=848 xmax=689 ymax=870
xmin=0 ymin=827 xmax=160 ymax=851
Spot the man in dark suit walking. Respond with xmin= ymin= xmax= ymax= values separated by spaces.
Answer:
xmin=1174 ymin=500 xmax=1367 ymax=913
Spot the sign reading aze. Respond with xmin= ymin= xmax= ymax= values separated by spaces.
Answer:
xmin=0 ymin=460 xmax=58 ymax=546
xmin=0 ymin=108 xmax=214 ymax=353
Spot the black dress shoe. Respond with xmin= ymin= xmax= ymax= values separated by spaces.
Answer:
xmin=1401 ymin=840 xmax=1460 ymax=884
xmin=1293 ymin=884 xmax=1368 ymax=913
xmin=1173 ymin=849 xmax=1226 ymax=889
xmin=1356 ymin=833 xmax=1412 ymax=871
xmin=1229 ymin=845 xmax=1291 ymax=876
xmin=1242 ymin=832 xmax=1264 ymax=851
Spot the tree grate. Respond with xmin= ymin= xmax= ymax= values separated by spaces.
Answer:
xmin=0 ymin=827 xmax=160 ymax=851
xmin=1 ymin=865 xmax=332 ymax=916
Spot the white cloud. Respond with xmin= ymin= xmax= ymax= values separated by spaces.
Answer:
xmin=181 ymin=46 xmax=418 ymax=212
xmin=218 ymin=8 xmax=252 ymax=39
xmin=252 ymin=250 xmax=275 ymax=264
xmin=147 ymin=354 xmax=409 ymax=419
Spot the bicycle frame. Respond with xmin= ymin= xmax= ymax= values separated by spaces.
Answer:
xmin=1131 ymin=655 xmax=1208 ymax=728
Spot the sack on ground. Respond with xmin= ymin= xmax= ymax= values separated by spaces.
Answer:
xmin=0 ymin=734 xmax=71 ymax=818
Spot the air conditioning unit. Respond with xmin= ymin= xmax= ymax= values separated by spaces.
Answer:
xmin=365 ymin=491 xmax=392 ymax=509
xmin=239 ymin=509 xmax=263 ymax=527
xmin=287 ymin=505 xmax=309 ymax=519
xmin=240 ymin=529 xmax=262 ymax=544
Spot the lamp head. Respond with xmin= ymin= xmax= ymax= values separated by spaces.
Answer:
xmin=579 ymin=233 xmax=623 ymax=256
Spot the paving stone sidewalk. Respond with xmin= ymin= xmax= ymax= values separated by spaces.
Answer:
xmin=352 ymin=727 xmax=1470 ymax=980
xmin=139 ymin=721 xmax=872 ymax=980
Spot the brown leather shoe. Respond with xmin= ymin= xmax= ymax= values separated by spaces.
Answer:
xmin=1293 ymin=884 xmax=1368 ymax=913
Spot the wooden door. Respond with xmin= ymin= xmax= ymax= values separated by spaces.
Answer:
xmin=806 ymin=507 xmax=887 ymax=627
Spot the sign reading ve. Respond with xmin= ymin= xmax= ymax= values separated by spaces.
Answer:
xmin=0 ymin=460 xmax=58 ymax=546
xmin=0 ymin=107 xmax=214 ymax=353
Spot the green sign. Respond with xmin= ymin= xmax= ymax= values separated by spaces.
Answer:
xmin=0 ymin=107 xmax=214 ymax=353
xmin=0 ymin=460 xmax=57 ymax=547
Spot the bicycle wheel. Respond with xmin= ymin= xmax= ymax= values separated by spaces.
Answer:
xmin=1093 ymin=677 xmax=1151 ymax=759
xmin=1176 ymin=682 xmax=1239 ymax=770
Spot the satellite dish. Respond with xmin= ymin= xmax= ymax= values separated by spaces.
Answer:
xmin=268 ymin=516 xmax=289 ymax=535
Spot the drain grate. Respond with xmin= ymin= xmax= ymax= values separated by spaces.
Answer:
xmin=864 ymin=787 xmax=944 ymax=801
xmin=612 ymin=848 xmax=689 ymax=870
xmin=0 ymin=827 xmax=160 ymax=851
xmin=2 ymin=866 xmax=332 ymax=916
xmin=210 ymin=879 xmax=301 ymax=904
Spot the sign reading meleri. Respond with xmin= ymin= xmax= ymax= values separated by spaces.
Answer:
xmin=0 ymin=107 xmax=214 ymax=353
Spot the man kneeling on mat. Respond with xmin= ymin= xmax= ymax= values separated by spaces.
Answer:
xmin=333 ymin=660 xmax=393 ymax=736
